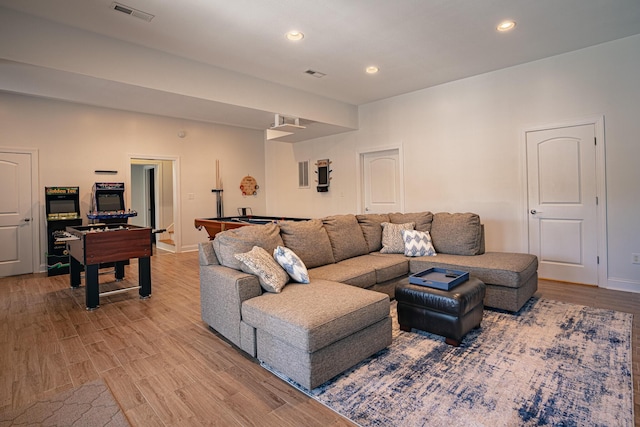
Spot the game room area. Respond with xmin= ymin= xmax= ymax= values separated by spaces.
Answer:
xmin=1 ymin=1 xmax=639 ymax=426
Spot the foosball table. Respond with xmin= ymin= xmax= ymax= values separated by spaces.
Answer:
xmin=65 ymin=223 xmax=152 ymax=310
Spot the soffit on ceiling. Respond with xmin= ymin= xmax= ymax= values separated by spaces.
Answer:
xmin=1 ymin=0 xmax=639 ymax=142
xmin=1 ymin=0 xmax=639 ymax=105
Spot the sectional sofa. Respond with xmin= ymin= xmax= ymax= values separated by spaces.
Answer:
xmin=198 ymin=211 xmax=538 ymax=389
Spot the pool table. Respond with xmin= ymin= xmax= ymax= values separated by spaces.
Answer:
xmin=194 ymin=215 xmax=308 ymax=239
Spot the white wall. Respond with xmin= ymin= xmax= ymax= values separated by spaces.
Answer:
xmin=266 ymin=35 xmax=640 ymax=291
xmin=0 ymin=92 xmax=267 ymax=268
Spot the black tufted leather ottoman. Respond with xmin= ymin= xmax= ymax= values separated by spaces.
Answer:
xmin=396 ymin=277 xmax=486 ymax=346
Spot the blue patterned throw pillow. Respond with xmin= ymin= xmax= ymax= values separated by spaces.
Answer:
xmin=401 ymin=229 xmax=437 ymax=257
xmin=273 ymin=246 xmax=310 ymax=283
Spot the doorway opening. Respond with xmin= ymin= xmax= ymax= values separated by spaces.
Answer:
xmin=129 ymin=156 xmax=179 ymax=253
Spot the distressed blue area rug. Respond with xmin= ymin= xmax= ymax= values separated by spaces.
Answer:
xmin=262 ymin=298 xmax=634 ymax=426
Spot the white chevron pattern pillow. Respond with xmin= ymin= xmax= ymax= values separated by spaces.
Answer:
xmin=273 ymin=246 xmax=310 ymax=283
xmin=401 ymin=229 xmax=437 ymax=257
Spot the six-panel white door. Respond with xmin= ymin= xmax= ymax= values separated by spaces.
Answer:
xmin=526 ymin=124 xmax=598 ymax=285
xmin=0 ymin=152 xmax=34 ymax=277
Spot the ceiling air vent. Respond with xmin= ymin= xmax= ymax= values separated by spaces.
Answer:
xmin=305 ymin=69 xmax=326 ymax=78
xmin=110 ymin=2 xmax=154 ymax=22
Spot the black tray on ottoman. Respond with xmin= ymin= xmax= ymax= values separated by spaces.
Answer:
xmin=396 ymin=276 xmax=486 ymax=346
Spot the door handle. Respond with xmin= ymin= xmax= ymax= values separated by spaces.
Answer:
xmin=530 ymin=210 xmax=542 ymax=215
xmin=23 ymin=218 xmax=30 ymax=222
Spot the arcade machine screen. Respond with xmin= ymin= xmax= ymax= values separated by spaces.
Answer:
xmin=97 ymin=193 xmax=124 ymax=212
xmin=49 ymin=199 xmax=78 ymax=215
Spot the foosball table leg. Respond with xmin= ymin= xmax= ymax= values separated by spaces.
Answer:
xmin=85 ymin=264 xmax=100 ymax=310
xmin=69 ymin=256 xmax=82 ymax=288
xmin=115 ymin=261 xmax=125 ymax=281
xmin=139 ymin=256 xmax=151 ymax=299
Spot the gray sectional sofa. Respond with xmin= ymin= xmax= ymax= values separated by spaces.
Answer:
xmin=199 ymin=211 xmax=538 ymax=389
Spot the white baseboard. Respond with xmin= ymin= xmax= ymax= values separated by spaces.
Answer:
xmin=603 ymin=277 xmax=640 ymax=294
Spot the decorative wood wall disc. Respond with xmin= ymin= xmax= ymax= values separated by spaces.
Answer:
xmin=240 ymin=175 xmax=259 ymax=196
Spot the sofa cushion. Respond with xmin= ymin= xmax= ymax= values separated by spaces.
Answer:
xmin=356 ymin=213 xmax=390 ymax=252
xmin=241 ymin=280 xmax=390 ymax=353
xmin=380 ymin=222 xmax=415 ymax=254
xmin=340 ymin=254 xmax=409 ymax=283
xmin=308 ymin=262 xmax=377 ymax=288
xmin=389 ymin=212 xmax=433 ymax=232
xmin=322 ymin=214 xmax=370 ymax=262
xmin=279 ymin=219 xmax=335 ymax=269
xmin=273 ymin=246 xmax=310 ymax=284
xmin=409 ymin=252 xmax=538 ymax=289
xmin=235 ymin=246 xmax=289 ymax=293
xmin=402 ymin=229 xmax=437 ymax=257
xmin=213 ymin=223 xmax=284 ymax=270
xmin=430 ymin=212 xmax=483 ymax=256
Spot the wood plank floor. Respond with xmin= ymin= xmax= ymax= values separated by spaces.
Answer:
xmin=1 ymin=251 xmax=638 ymax=426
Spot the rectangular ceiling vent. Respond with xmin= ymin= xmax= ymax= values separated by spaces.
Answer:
xmin=305 ymin=69 xmax=326 ymax=78
xmin=111 ymin=2 xmax=155 ymax=22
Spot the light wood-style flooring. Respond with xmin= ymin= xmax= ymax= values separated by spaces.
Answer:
xmin=1 ymin=251 xmax=638 ymax=426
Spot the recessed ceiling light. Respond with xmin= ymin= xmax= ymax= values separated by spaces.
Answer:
xmin=285 ymin=31 xmax=304 ymax=41
xmin=366 ymin=66 xmax=379 ymax=74
xmin=496 ymin=20 xmax=516 ymax=32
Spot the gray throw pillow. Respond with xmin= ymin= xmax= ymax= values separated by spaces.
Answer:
xmin=380 ymin=222 xmax=415 ymax=254
xmin=234 ymin=246 xmax=289 ymax=293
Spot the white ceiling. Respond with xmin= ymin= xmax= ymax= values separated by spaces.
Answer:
xmin=1 ymin=0 xmax=640 ymax=138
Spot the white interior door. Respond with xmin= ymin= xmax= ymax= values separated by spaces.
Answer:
xmin=0 ymin=152 xmax=34 ymax=276
xmin=526 ymin=124 xmax=598 ymax=285
xmin=362 ymin=149 xmax=402 ymax=214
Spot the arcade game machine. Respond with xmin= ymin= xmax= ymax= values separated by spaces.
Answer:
xmin=45 ymin=186 xmax=82 ymax=276
xmin=88 ymin=182 xmax=137 ymax=224
xmin=86 ymin=182 xmax=138 ymax=268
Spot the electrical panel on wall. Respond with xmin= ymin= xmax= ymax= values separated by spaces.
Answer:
xmin=315 ymin=159 xmax=332 ymax=192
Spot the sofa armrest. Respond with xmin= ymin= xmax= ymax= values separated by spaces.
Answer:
xmin=198 ymin=241 xmax=219 ymax=265
xmin=200 ymin=264 xmax=262 ymax=349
